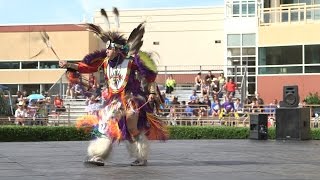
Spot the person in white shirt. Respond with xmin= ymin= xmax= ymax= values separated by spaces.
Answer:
xmin=14 ymin=101 xmax=27 ymax=126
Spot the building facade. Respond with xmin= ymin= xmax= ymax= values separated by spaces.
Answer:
xmin=93 ymin=7 xmax=225 ymax=68
xmin=258 ymin=0 xmax=320 ymax=103
xmin=0 ymin=7 xmax=225 ymax=96
xmin=225 ymin=0 xmax=320 ymax=104
xmin=0 ymin=24 xmax=100 ymax=94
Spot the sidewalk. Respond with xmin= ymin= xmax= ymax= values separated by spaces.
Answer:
xmin=0 ymin=140 xmax=320 ymax=180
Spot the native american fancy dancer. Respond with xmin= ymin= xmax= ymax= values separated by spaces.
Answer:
xmin=59 ymin=8 xmax=168 ymax=166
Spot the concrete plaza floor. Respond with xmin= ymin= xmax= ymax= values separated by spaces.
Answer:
xmin=0 ymin=140 xmax=320 ymax=180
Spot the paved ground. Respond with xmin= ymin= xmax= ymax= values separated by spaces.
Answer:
xmin=0 ymin=140 xmax=320 ymax=180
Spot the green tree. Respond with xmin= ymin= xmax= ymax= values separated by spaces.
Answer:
xmin=304 ymin=92 xmax=320 ymax=105
xmin=0 ymin=92 xmax=11 ymax=116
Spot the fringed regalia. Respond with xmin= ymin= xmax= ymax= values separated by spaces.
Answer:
xmin=63 ymin=8 xmax=168 ymax=166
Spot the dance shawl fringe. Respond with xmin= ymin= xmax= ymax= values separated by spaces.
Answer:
xmin=145 ymin=113 xmax=169 ymax=141
xmin=75 ymin=113 xmax=168 ymax=141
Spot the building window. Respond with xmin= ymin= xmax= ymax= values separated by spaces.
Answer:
xmin=305 ymin=44 xmax=320 ymax=64
xmin=0 ymin=62 xmax=20 ymax=69
xmin=21 ymin=61 xmax=38 ymax=69
xmin=153 ymin=41 xmax=160 ymax=45
xmin=227 ymin=34 xmax=241 ymax=46
xmin=227 ymin=0 xmax=256 ymax=17
xmin=22 ymin=84 xmax=40 ymax=94
xmin=305 ymin=66 xmax=320 ymax=73
xmin=215 ymin=40 xmax=221 ymax=44
xmin=258 ymin=45 xmax=302 ymax=65
xmin=242 ymin=34 xmax=255 ymax=46
xmin=39 ymin=61 xmax=59 ymax=69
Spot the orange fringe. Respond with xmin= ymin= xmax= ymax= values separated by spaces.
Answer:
xmin=107 ymin=119 xmax=122 ymax=141
xmin=145 ymin=113 xmax=169 ymax=141
xmin=75 ymin=115 xmax=99 ymax=133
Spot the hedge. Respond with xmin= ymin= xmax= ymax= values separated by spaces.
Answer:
xmin=0 ymin=125 xmax=320 ymax=142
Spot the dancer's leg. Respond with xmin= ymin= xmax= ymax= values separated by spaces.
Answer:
xmin=86 ymin=136 xmax=112 ymax=166
xmin=126 ymin=133 xmax=150 ymax=166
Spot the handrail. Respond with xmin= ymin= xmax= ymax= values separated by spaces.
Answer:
xmin=259 ymin=3 xmax=320 ymax=25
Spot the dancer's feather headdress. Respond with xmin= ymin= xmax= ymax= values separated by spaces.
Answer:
xmin=81 ymin=7 xmax=145 ymax=56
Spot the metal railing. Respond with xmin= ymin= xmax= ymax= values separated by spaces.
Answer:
xmin=259 ymin=3 xmax=320 ymax=25
xmin=2 ymin=103 xmax=320 ymax=128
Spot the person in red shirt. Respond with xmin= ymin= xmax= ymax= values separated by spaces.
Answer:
xmin=224 ymin=78 xmax=238 ymax=97
xmin=54 ymin=95 xmax=65 ymax=113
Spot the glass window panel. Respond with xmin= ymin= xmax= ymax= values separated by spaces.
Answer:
xmin=242 ymin=57 xmax=256 ymax=66
xmin=305 ymin=44 xmax=320 ymax=64
xmin=0 ymin=62 xmax=20 ymax=69
xmin=242 ymin=34 xmax=256 ymax=46
xmin=227 ymin=34 xmax=240 ymax=46
xmin=22 ymin=84 xmax=40 ymax=94
xmin=248 ymin=3 xmax=255 ymax=14
xmin=2 ymin=84 xmax=18 ymax=96
xmin=258 ymin=46 xmax=302 ymax=65
xmin=247 ymin=76 xmax=256 ymax=83
xmin=290 ymin=11 xmax=299 ymax=22
xmin=39 ymin=61 xmax=59 ymax=69
xmin=21 ymin=61 xmax=38 ymax=69
xmin=315 ymin=9 xmax=320 ymax=20
xmin=248 ymin=83 xmax=255 ymax=95
xmin=247 ymin=67 xmax=256 ymax=75
xmin=227 ymin=57 xmax=241 ymax=66
xmin=305 ymin=66 xmax=320 ymax=73
xmin=258 ymin=66 xmax=302 ymax=74
xmin=282 ymin=12 xmax=289 ymax=22
xmin=242 ymin=48 xmax=256 ymax=55
xmin=242 ymin=4 xmax=248 ymax=15
xmin=233 ymin=4 xmax=240 ymax=16
xmin=227 ymin=48 xmax=241 ymax=56
xmin=315 ymin=0 xmax=320 ymax=4
xmin=300 ymin=0 xmax=311 ymax=5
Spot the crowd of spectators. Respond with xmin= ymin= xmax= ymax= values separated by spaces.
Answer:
xmin=13 ymin=90 xmax=52 ymax=126
xmin=156 ymin=71 xmax=282 ymax=126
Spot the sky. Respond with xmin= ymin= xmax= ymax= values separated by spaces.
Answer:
xmin=0 ymin=0 xmax=224 ymax=25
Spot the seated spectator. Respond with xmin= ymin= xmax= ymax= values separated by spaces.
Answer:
xmin=255 ymin=92 xmax=264 ymax=105
xmin=210 ymin=98 xmax=221 ymax=117
xmin=66 ymin=82 xmax=74 ymax=99
xmin=184 ymin=102 xmax=194 ymax=116
xmin=189 ymin=90 xmax=199 ymax=102
xmin=71 ymin=83 xmax=84 ymax=99
xmin=233 ymin=98 xmax=243 ymax=112
xmin=250 ymin=97 xmax=260 ymax=113
xmin=165 ymin=74 xmax=176 ymax=94
xmin=26 ymin=100 xmax=39 ymax=125
xmin=218 ymin=73 xmax=226 ymax=91
xmin=54 ymin=95 xmax=65 ymax=114
xmin=14 ymin=101 xmax=27 ymax=126
xmin=85 ymin=95 xmax=102 ymax=116
xmin=194 ymin=72 xmax=203 ymax=91
xmin=264 ymin=99 xmax=278 ymax=113
xmin=224 ymin=78 xmax=238 ymax=97
xmin=44 ymin=92 xmax=52 ymax=115
xmin=202 ymin=95 xmax=211 ymax=108
xmin=201 ymin=80 xmax=211 ymax=97
xmin=14 ymin=91 xmax=23 ymax=106
xmin=22 ymin=90 xmax=29 ymax=107
xmin=211 ymin=79 xmax=222 ymax=98
xmin=204 ymin=70 xmax=215 ymax=85
xmin=221 ymin=95 xmax=235 ymax=116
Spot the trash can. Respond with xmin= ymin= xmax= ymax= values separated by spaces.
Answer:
xmin=249 ymin=114 xmax=268 ymax=140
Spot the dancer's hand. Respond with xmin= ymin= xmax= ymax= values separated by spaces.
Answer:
xmin=148 ymin=94 xmax=155 ymax=102
xmin=59 ymin=60 xmax=67 ymax=68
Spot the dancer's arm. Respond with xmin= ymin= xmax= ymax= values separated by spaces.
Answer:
xmin=59 ymin=50 xmax=107 ymax=73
